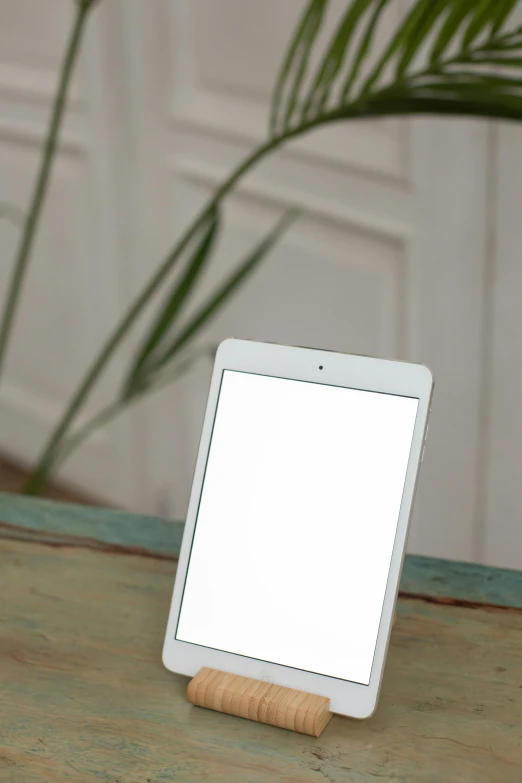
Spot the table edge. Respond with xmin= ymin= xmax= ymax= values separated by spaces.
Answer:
xmin=1 ymin=493 xmax=521 ymax=609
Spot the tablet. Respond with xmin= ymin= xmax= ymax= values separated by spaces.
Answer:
xmin=163 ymin=339 xmax=433 ymax=719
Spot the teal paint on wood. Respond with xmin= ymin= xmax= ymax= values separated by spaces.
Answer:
xmin=1 ymin=493 xmax=522 ymax=608
xmin=0 ymin=492 xmax=184 ymax=555
xmin=400 ymin=553 xmax=522 ymax=609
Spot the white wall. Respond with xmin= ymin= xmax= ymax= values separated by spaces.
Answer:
xmin=0 ymin=0 xmax=520 ymax=569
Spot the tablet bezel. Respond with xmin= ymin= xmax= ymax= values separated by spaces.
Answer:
xmin=163 ymin=338 xmax=433 ymax=718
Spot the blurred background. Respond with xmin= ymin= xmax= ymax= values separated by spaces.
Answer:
xmin=0 ymin=0 xmax=521 ymax=569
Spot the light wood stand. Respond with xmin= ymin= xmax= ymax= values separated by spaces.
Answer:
xmin=187 ymin=667 xmax=333 ymax=737
xmin=187 ymin=618 xmax=397 ymax=735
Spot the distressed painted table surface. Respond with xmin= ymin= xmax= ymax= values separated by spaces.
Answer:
xmin=0 ymin=494 xmax=521 ymax=783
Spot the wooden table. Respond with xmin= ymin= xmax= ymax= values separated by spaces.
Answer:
xmin=1 ymin=493 xmax=521 ymax=782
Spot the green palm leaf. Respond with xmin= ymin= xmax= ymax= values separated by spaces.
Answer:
xmin=361 ymin=0 xmax=435 ymax=93
xmin=462 ymin=0 xmax=502 ymax=50
xmin=301 ymin=0 xmax=374 ymax=121
xmin=129 ymin=210 xmax=298 ymax=395
xmin=341 ymin=0 xmax=389 ymax=100
xmin=24 ymin=0 xmax=522 ymax=494
xmin=271 ymin=0 xmax=522 ymax=131
xmin=430 ymin=1 xmax=477 ymax=64
xmin=270 ymin=0 xmax=328 ymax=135
xmin=395 ymin=0 xmax=449 ymax=78
xmin=491 ymin=0 xmax=519 ymax=36
xmin=123 ymin=206 xmax=220 ymax=398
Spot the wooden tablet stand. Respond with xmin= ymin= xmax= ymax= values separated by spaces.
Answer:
xmin=187 ymin=617 xmax=397 ymax=736
xmin=187 ymin=667 xmax=332 ymax=737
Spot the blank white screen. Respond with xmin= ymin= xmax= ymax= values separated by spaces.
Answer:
xmin=176 ymin=370 xmax=418 ymax=685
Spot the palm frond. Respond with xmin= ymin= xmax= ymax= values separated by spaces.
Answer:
xmin=362 ymin=0 xmax=440 ymax=92
xmin=270 ymin=0 xmax=522 ymax=134
xmin=462 ymin=0 xmax=504 ymax=49
xmin=24 ymin=0 xmax=522 ymax=492
xmin=395 ymin=0 xmax=449 ymax=78
xmin=270 ymin=0 xmax=328 ymax=136
xmin=300 ymin=0 xmax=374 ymax=120
xmin=128 ymin=210 xmax=298 ymax=395
xmin=430 ymin=1 xmax=477 ymax=64
xmin=123 ymin=206 xmax=220 ymax=398
xmin=341 ymin=0 xmax=389 ymax=100
xmin=491 ymin=0 xmax=519 ymax=36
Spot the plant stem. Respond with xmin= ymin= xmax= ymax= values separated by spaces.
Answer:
xmin=55 ymin=401 xmax=123 ymax=469
xmin=50 ymin=344 xmax=215 ymax=470
xmin=0 ymin=2 xmax=92 ymax=382
xmin=23 ymin=109 xmax=362 ymax=495
xmin=21 ymin=140 xmax=270 ymax=493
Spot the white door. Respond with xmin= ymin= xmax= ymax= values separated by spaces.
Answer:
xmin=0 ymin=0 xmax=503 ymax=566
xmin=128 ymin=0 xmax=489 ymax=563
xmin=481 ymin=123 xmax=522 ymax=570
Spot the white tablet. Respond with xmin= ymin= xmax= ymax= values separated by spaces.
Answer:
xmin=163 ymin=339 xmax=433 ymax=719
